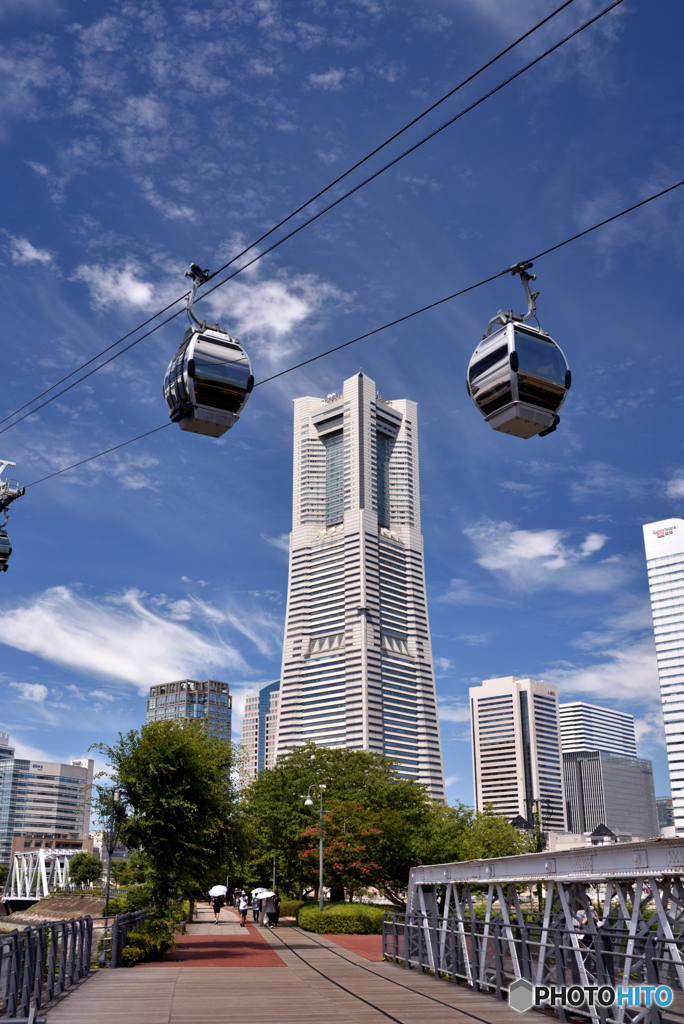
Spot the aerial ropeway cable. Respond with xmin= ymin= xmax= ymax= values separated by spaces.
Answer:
xmin=0 ymin=0 xmax=623 ymax=438
xmin=14 ymin=174 xmax=684 ymax=495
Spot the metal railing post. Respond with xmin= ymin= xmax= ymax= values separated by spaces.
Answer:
xmin=393 ymin=915 xmax=398 ymax=964
xmin=110 ymin=914 xmax=120 ymax=969
xmin=494 ymin=923 xmax=504 ymax=1000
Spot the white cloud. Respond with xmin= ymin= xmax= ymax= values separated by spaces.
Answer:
xmin=0 ymin=587 xmax=246 ymax=693
xmin=72 ymin=261 xmax=155 ymax=310
xmin=463 ymin=519 xmax=629 ymax=593
xmin=190 ymin=598 xmax=283 ymax=658
xmin=437 ymin=699 xmax=470 ymax=723
xmin=134 ymin=175 xmax=194 ymax=221
xmin=8 ymin=236 xmax=53 ymax=265
xmin=9 ymin=682 xmax=48 ymax=702
xmin=544 ymin=638 xmax=660 ymax=707
xmin=666 ymin=475 xmax=684 ymax=500
xmin=262 ymin=533 xmax=290 ymax=552
xmin=444 ymin=775 xmax=461 ymax=787
xmin=308 ymin=67 xmax=346 ymax=90
xmin=89 ymin=689 xmax=115 ymax=702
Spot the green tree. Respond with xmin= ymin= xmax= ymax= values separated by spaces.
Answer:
xmin=459 ymin=805 xmax=535 ymax=860
xmin=239 ymin=743 xmax=432 ymax=903
xmin=69 ymin=852 xmax=103 ymax=886
xmin=0 ymin=863 xmax=9 ymax=888
xmin=93 ymin=719 xmax=243 ymax=909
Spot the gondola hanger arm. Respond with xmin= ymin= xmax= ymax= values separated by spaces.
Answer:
xmin=482 ymin=261 xmax=540 ymax=339
xmin=184 ymin=263 xmax=219 ymax=332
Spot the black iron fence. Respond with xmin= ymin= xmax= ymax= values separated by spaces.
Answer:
xmin=98 ymin=910 xmax=149 ymax=969
xmin=383 ymin=913 xmax=684 ymax=1024
xmin=0 ymin=917 xmax=92 ymax=1020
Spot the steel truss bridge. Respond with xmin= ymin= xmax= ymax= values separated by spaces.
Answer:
xmin=383 ymin=838 xmax=684 ymax=1024
xmin=3 ymin=848 xmax=76 ymax=902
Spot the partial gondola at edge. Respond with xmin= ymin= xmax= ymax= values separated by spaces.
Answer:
xmin=0 ymin=461 xmax=24 ymax=573
xmin=163 ymin=263 xmax=254 ymax=438
xmin=467 ymin=262 xmax=571 ymax=439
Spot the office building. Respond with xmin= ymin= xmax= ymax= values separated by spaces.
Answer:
xmin=657 ymin=796 xmax=674 ymax=833
xmin=0 ymin=750 xmax=94 ymax=864
xmin=559 ymin=702 xmax=637 ymax=757
xmin=145 ymin=678 xmax=231 ymax=739
xmin=276 ymin=372 xmax=445 ymax=799
xmin=0 ymin=733 xmax=12 ymax=761
xmin=643 ymin=518 xmax=684 ymax=835
xmin=241 ymin=680 xmax=280 ymax=781
xmin=469 ymin=676 xmax=566 ymax=831
xmin=563 ymin=750 xmax=658 ymax=840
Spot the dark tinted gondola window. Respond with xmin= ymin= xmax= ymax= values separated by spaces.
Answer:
xmin=193 ymin=345 xmax=252 ymax=413
xmin=514 ymin=331 xmax=566 ymax=384
xmin=469 ymin=344 xmax=508 ymax=384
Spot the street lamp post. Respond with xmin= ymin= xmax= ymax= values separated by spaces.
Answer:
xmin=103 ymin=788 xmax=120 ymax=924
xmin=304 ymin=784 xmax=326 ymax=913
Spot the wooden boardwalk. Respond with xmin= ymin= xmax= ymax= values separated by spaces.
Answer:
xmin=43 ymin=906 xmax=524 ymax=1024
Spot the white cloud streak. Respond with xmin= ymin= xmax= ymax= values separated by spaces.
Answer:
xmin=0 ymin=587 xmax=247 ymax=693
xmin=9 ymin=682 xmax=48 ymax=702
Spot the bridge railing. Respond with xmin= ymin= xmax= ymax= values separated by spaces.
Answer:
xmin=0 ymin=916 xmax=92 ymax=1020
xmin=383 ymin=912 xmax=684 ymax=1024
xmin=98 ymin=910 xmax=149 ymax=969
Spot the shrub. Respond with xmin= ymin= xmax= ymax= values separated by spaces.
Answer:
xmin=298 ymin=902 xmax=385 ymax=935
xmin=106 ymin=897 xmax=127 ymax=916
xmin=120 ymin=945 xmax=142 ymax=968
xmin=278 ymin=899 xmax=307 ymax=918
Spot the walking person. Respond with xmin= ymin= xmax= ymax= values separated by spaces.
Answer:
xmin=211 ymin=892 xmax=224 ymax=925
xmin=263 ymin=893 xmax=277 ymax=929
xmin=252 ymin=895 xmax=260 ymax=924
xmin=238 ymin=892 xmax=249 ymax=927
xmin=273 ymin=891 xmax=281 ymax=928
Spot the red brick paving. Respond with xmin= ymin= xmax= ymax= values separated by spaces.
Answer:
xmin=323 ymin=933 xmax=384 ymax=961
xmin=139 ymin=922 xmax=285 ymax=968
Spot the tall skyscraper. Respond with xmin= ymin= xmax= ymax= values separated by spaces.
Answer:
xmin=469 ymin=676 xmax=567 ymax=832
xmin=643 ymin=518 xmax=684 ymax=834
xmin=0 ymin=750 xmax=94 ymax=864
xmin=275 ymin=372 xmax=445 ymax=799
xmin=559 ymin=702 xmax=637 ymax=757
xmin=241 ymin=680 xmax=280 ymax=781
xmin=144 ymin=678 xmax=232 ymax=740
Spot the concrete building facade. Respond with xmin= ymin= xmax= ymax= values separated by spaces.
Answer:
xmin=469 ymin=676 xmax=566 ymax=832
xmin=275 ymin=372 xmax=445 ymax=799
xmin=0 ymin=742 xmax=94 ymax=864
xmin=563 ymin=750 xmax=659 ymax=840
xmin=240 ymin=680 xmax=280 ymax=781
xmin=643 ymin=518 xmax=684 ymax=835
xmin=145 ymin=678 xmax=232 ymax=740
xmin=559 ymin=702 xmax=637 ymax=758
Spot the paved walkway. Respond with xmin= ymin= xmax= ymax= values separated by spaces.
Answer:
xmin=43 ymin=905 xmax=523 ymax=1024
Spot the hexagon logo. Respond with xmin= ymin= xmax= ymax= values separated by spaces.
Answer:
xmin=508 ymin=978 xmax=535 ymax=1013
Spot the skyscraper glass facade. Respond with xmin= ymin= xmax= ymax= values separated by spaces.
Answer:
xmin=643 ymin=518 xmax=684 ymax=834
xmin=276 ymin=373 xmax=445 ymax=798
xmin=145 ymin=678 xmax=231 ymax=740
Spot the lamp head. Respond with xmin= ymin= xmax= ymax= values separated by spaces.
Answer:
xmin=304 ymin=796 xmax=313 ymax=807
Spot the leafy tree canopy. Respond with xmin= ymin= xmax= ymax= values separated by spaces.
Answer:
xmin=92 ymin=719 xmax=243 ymax=908
xmin=69 ymin=852 xmax=103 ymax=886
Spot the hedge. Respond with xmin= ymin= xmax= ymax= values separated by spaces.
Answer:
xmin=297 ymin=902 xmax=385 ymax=935
xmin=278 ymin=898 xmax=308 ymax=918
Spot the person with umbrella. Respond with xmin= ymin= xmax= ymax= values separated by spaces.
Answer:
xmin=208 ymin=884 xmax=227 ymax=925
xmin=251 ymin=887 xmax=266 ymax=924
xmin=259 ymin=891 xmax=277 ymax=929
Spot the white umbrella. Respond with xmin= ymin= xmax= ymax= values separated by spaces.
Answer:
xmin=251 ymin=887 xmax=267 ymax=895
xmin=209 ymin=885 xmax=228 ymax=897
xmin=258 ymin=891 xmax=275 ymax=899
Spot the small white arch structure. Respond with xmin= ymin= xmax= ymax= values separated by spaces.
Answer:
xmin=3 ymin=848 xmax=76 ymax=901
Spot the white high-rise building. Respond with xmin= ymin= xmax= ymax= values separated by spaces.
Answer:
xmin=241 ymin=681 xmax=280 ymax=781
xmin=643 ymin=518 xmax=684 ymax=834
xmin=469 ymin=676 xmax=567 ymax=831
xmin=559 ymin=702 xmax=637 ymax=757
xmin=275 ymin=372 xmax=445 ymax=799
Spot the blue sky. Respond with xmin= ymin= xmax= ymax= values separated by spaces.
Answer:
xmin=0 ymin=0 xmax=683 ymax=807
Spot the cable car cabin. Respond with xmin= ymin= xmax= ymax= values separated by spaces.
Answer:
xmin=467 ymin=323 xmax=571 ymax=439
xmin=163 ymin=328 xmax=254 ymax=438
xmin=0 ymin=529 xmax=11 ymax=572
